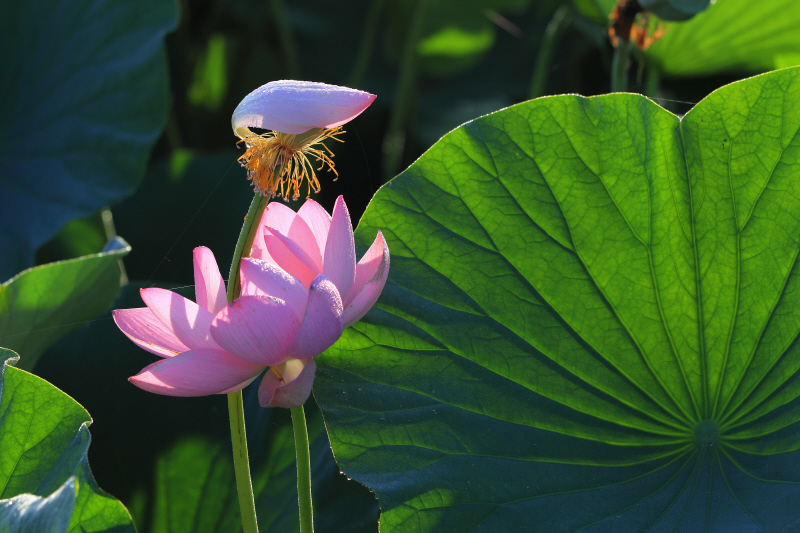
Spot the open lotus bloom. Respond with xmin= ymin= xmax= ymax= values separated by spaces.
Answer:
xmin=234 ymin=195 xmax=390 ymax=407
xmin=113 ymin=247 xmax=340 ymax=407
xmin=113 ymin=199 xmax=389 ymax=409
xmin=232 ymin=80 xmax=376 ymax=201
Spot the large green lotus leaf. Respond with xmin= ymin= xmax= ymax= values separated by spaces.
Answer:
xmin=0 ymin=348 xmax=134 ymax=532
xmin=0 ymin=1 xmax=177 ymax=281
xmin=314 ymin=66 xmax=800 ymax=530
xmin=0 ymin=239 xmax=130 ymax=372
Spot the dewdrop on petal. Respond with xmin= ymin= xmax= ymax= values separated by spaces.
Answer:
xmin=232 ymin=80 xmax=376 ymax=200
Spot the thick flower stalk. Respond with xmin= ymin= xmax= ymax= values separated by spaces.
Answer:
xmin=233 ymin=80 xmax=376 ymax=200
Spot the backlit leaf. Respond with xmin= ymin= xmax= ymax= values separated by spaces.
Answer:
xmin=315 ymin=66 xmax=800 ymax=531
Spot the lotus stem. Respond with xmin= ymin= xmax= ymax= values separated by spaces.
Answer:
xmin=291 ymin=405 xmax=314 ymax=532
xmin=225 ymin=193 xmax=270 ymax=533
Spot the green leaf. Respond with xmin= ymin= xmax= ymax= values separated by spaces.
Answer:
xmin=0 ymin=477 xmax=77 ymax=533
xmin=644 ymin=0 xmax=800 ymax=76
xmin=0 ymin=240 xmax=130 ymax=371
xmin=0 ymin=0 xmax=178 ymax=281
xmin=0 ymin=349 xmax=134 ymax=532
xmin=314 ymin=66 xmax=800 ymax=530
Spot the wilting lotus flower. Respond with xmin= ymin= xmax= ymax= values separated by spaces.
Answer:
xmin=233 ymin=80 xmax=376 ymax=201
xmin=221 ymin=195 xmax=390 ymax=407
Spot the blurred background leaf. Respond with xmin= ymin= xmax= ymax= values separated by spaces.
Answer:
xmin=0 ymin=348 xmax=134 ymax=532
xmin=0 ymin=0 xmax=177 ymax=282
xmin=645 ymin=0 xmax=800 ymax=76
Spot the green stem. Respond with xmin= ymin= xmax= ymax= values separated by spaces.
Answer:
xmin=529 ymin=5 xmax=572 ymax=100
xmin=291 ymin=405 xmax=314 ymax=533
xmin=226 ymin=194 xmax=270 ymax=303
xmin=228 ymin=391 xmax=258 ymax=533
xmin=349 ymin=0 xmax=386 ymax=87
xmin=225 ymin=193 xmax=270 ymax=533
xmin=381 ymin=0 xmax=430 ymax=182
xmin=611 ymin=38 xmax=631 ymax=92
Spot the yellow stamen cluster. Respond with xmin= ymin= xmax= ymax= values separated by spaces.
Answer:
xmin=237 ymin=127 xmax=344 ymax=200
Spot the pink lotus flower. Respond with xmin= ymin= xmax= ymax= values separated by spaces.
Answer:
xmin=113 ymin=197 xmax=389 ymax=409
xmin=230 ymin=195 xmax=389 ymax=407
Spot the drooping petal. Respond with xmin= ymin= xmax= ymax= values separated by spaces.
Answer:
xmin=263 ymin=228 xmax=318 ymax=286
xmin=297 ymin=199 xmax=331 ymax=257
xmin=210 ymin=295 xmax=301 ymax=366
xmin=129 ymin=348 xmax=265 ymax=397
xmin=232 ymin=80 xmax=376 ymax=137
xmin=258 ymin=358 xmax=316 ymax=408
xmin=140 ymin=288 xmax=221 ymax=350
xmin=284 ymin=275 xmax=343 ymax=359
xmin=323 ymin=196 xmax=356 ymax=301
xmin=112 ymin=307 xmax=189 ymax=358
xmin=343 ymin=231 xmax=390 ymax=328
xmin=193 ymin=247 xmax=227 ymax=315
xmin=287 ymin=214 xmax=323 ymax=272
xmin=239 ymin=257 xmax=308 ymax=319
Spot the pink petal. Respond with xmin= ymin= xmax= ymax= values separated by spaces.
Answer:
xmin=343 ymin=231 xmax=390 ymax=328
xmin=239 ymin=257 xmax=309 ymax=319
xmin=232 ymin=80 xmax=376 ymax=136
xmin=210 ymin=295 xmax=301 ymax=366
xmin=285 ymin=275 xmax=343 ymax=360
xmin=112 ymin=307 xmax=189 ymax=358
xmin=249 ymin=222 xmax=273 ymax=262
xmin=219 ymin=375 xmax=260 ymax=394
xmin=344 ymin=230 xmax=389 ymax=309
xmin=258 ymin=359 xmax=317 ymax=408
xmin=260 ymin=202 xmax=297 ymax=236
xmin=140 ymin=288 xmax=221 ymax=350
xmin=323 ymin=196 xmax=356 ymax=301
xmin=287 ymin=214 xmax=323 ymax=272
xmin=129 ymin=348 xmax=265 ymax=397
xmin=263 ymin=227 xmax=318 ymax=286
xmin=193 ymin=247 xmax=227 ymax=315
xmin=297 ymin=199 xmax=331 ymax=257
